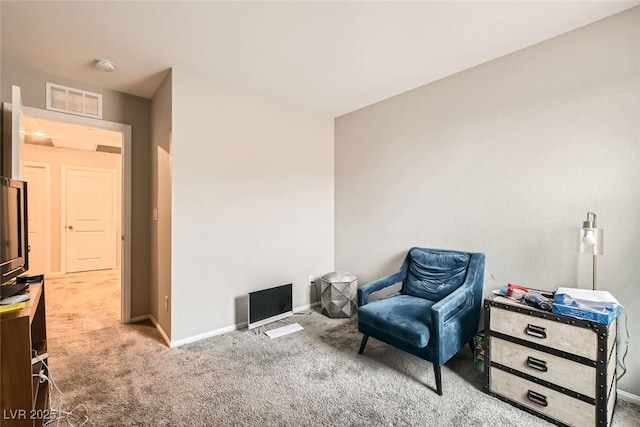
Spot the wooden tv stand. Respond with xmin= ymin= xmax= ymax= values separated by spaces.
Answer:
xmin=1 ymin=280 xmax=49 ymax=427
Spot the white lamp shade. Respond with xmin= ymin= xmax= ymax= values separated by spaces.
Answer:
xmin=579 ymin=227 xmax=603 ymax=255
xmin=582 ymin=229 xmax=596 ymax=245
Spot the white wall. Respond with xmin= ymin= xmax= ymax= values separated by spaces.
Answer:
xmin=170 ymin=68 xmax=334 ymax=342
xmin=335 ymin=8 xmax=640 ymax=396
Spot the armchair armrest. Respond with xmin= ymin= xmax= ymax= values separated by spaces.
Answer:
xmin=432 ymin=252 xmax=484 ymax=324
xmin=357 ymin=270 xmax=406 ymax=307
xmin=430 ymin=252 xmax=485 ymax=364
xmin=431 ymin=284 xmax=474 ymax=325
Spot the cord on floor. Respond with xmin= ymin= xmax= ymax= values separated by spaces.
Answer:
xmin=32 ymin=350 xmax=90 ymax=427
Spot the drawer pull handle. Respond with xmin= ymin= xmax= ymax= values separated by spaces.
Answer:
xmin=526 ymin=356 xmax=548 ymax=372
xmin=525 ymin=324 xmax=547 ymax=339
xmin=527 ymin=390 xmax=548 ymax=407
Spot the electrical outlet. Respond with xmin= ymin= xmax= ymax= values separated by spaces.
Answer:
xmin=164 ymin=295 xmax=169 ymax=312
xmin=309 ymin=275 xmax=315 ymax=285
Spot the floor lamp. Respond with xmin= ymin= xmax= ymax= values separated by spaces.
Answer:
xmin=579 ymin=212 xmax=603 ymax=290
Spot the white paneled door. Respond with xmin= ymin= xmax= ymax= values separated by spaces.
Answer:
xmin=63 ymin=167 xmax=116 ymax=273
xmin=23 ymin=163 xmax=50 ymax=274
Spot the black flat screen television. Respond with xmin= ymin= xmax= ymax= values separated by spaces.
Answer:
xmin=247 ymin=283 xmax=293 ymax=329
xmin=0 ymin=177 xmax=29 ymax=285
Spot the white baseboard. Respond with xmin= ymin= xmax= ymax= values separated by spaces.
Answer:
xmin=170 ymin=301 xmax=320 ymax=347
xmin=128 ymin=302 xmax=321 ymax=348
xmin=130 ymin=314 xmax=171 ymax=347
xmin=617 ymin=389 xmax=640 ymax=405
xmin=294 ymin=301 xmax=320 ymax=312
xmin=170 ymin=322 xmax=246 ymax=348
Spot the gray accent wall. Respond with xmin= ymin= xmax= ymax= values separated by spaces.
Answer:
xmin=335 ymin=8 xmax=640 ymax=395
xmin=151 ymin=70 xmax=172 ymax=338
xmin=1 ymin=63 xmax=152 ymax=319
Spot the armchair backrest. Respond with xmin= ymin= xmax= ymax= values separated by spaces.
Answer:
xmin=402 ymin=247 xmax=471 ymax=301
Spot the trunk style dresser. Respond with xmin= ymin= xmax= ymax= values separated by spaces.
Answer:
xmin=484 ymin=295 xmax=617 ymax=427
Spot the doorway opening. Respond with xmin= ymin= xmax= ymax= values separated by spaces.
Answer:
xmin=21 ymin=105 xmax=132 ymax=323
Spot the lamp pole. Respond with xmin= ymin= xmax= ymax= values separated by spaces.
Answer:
xmin=582 ymin=211 xmax=598 ymax=291
xmin=592 ymin=252 xmax=597 ymax=291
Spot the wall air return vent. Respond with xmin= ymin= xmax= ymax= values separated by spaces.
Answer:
xmin=46 ymin=82 xmax=103 ymax=119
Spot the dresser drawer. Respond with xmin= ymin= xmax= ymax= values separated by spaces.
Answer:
xmin=490 ymin=306 xmax=597 ymax=360
xmin=490 ymin=337 xmax=595 ymax=398
xmin=489 ymin=367 xmax=594 ymax=427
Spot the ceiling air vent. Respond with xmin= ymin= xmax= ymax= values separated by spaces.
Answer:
xmin=96 ymin=145 xmax=121 ymax=154
xmin=24 ymin=135 xmax=55 ymax=147
xmin=46 ymin=82 xmax=103 ymax=119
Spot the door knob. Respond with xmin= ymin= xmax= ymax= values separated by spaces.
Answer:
xmin=68 ymin=225 xmax=74 ymax=230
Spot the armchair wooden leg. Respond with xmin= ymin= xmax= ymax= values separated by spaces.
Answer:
xmin=433 ymin=364 xmax=443 ymax=396
xmin=358 ymin=335 xmax=369 ymax=354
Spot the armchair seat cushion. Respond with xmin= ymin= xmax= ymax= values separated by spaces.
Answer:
xmin=358 ymin=295 xmax=435 ymax=348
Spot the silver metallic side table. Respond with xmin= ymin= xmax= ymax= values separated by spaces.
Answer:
xmin=320 ymin=271 xmax=358 ymax=318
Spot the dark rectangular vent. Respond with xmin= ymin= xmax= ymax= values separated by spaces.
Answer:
xmin=96 ymin=145 xmax=121 ymax=154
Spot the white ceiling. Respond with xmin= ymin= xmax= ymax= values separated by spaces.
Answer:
xmin=2 ymin=1 xmax=639 ymax=117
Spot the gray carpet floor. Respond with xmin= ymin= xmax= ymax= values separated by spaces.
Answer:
xmin=43 ymin=270 xmax=640 ymax=426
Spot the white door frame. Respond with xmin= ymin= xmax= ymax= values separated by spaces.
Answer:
xmin=11 ymin=86 xmax=25 ymax=180
xmin=22 ymin=105 xmax=133 ymax=324
xmin=23 ymin=161 xmax=52 ymax=275
xmin=61 ymin=165 xmax=118 ymax=273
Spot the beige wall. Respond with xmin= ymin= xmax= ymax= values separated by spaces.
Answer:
xmin=23 ymin=144 xmax=122 ymax=273
xmin=170 ymin=68 xmax=334 ymax=342
xmin=150 ymin=70 xmax=172 ymax=338
xmin=1 ymin=63 xmax=152 ymax=318
xmin=335 ymin=8 xmax=640 ymax=396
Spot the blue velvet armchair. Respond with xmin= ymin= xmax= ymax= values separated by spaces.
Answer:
xmin=357 ymin=247 xmax=485 ymax=395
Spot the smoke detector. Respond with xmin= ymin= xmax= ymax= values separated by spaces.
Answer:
xmin=94 ymin=59 xmax=116 ymax=72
